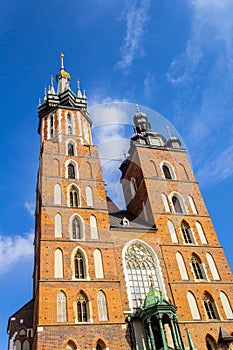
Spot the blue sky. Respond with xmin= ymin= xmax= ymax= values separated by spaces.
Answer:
xmin=1 ymin=0 xmax=233 ymax=347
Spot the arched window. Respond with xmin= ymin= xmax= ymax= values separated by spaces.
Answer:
xmin=162 ymin=193 xmax=170 ymax=212
xmin=74 ymin=251 xmax=85 ymax=278
xmin=68 ymin=143 xmax=74 ymax=156
xmin=77 ymin=292 xmax=88 ymax=322
xmin=57 ymin=291 xmax=67 ymax=322
xmin=66 ymin=113 xmax=73 ymax=135
xmin=69 ymin=185 xmax=79 ymax=207
xmin=206 ymin=253 xmax=220 ymax=280
xmin=94 ymin=249 xmax=104 ymax=278
xmin=54 ymin=249 xmax=63 ymax=278
xmin=196 ymin=221 xmax=207 ymax=244
xmin=176 ymin=252 xmax=189 ymax=280
xmin=67 ymin=163 xmax=75 ymax=179
xmin=150 ymin=160 xmax=158 ymax=177
xmin=49 ymin=115 xmax=54 ymax=139
xmin=14 ymin=340 xmax=21 ymax=350
xmin=187 ymin=291 xmax=201 ymax=320
xmin=204 ymin=292 xmax=219 ymax=319
xmin=167 ymin=220 xmax=178 ymax=243
xmin=172 ymin=195 xmax=185 ymax=213
xmin=97 ymin=291 xmax=108 ymax=321
xmin=188 ymin=195 xmax=198 ymax=214
xmin=130 ymin=177 xmax=137 ymax=197
xmin=124 ymin=242 xmax=164 ymax=308
xmin=66 ymin=341 xmax=77 ymax=350
xmin=71 ymin=216 xmax=83 ymax=239
xmin=55 ymin=213 xmax=62 ymax=238
xmin=162 ymin=165 xmax=172 ymax=179
xmin=54 ymin=184 xmax=62 ymax=205
xmin=96 ymin=343 xmax=104 ymax=350
xmin=86 ymin=186 xmax=94 ymax=206
xmin=22 ymin=340 xmax=30 ymax=350
xmin=220 ymin=291 xmax=233 ymax=319
xmin=90 ymin=215 xmax=99 ymax=239
xmin=191 ymin=254 xmax=206 ymax=280
xmin=179 ymin=163 xmax=189 ymax=179
xmin=83 ymin=162 xmax=92 ymax=178
xmin=206 ymin=335 xmax=217 ymax=350
xmin=181 ymin=221 xmax=195 ymax=244
xmin=53 ymin=158 xmax=60 ymax=176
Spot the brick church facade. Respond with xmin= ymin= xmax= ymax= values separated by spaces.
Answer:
xmin=7 ymin=55 xmax=233 ymax=350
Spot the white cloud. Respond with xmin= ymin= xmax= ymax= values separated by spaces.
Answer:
xmin=166 ymin=0 xmax=233 ymax=186
xmin=0 ymin=232 xmax=34 ymax=274
xmin=115 ymin=0 xmax=151 ymax=71
xmin=197 ymin=145 xmax=233 ymax=187
xmin=144 ymin=71 xmax=155 ymax=98
xmin=25 ymin=201 xmax=35 ymax=216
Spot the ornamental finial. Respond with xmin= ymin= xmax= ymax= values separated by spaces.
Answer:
xmin=136 ymin=103 xmax=139 ymax=112
xmin=149 ymin=274 xmax=154 ymax=286
xmin=60 ymin=53 xmax=64 ymax=69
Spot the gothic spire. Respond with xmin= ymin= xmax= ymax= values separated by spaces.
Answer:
xmin=56 ymin=53 xmax=71 ymax=94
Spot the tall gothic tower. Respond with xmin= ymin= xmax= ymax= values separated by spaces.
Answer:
xmin=7 ymin=56 xmax=233 ymax=350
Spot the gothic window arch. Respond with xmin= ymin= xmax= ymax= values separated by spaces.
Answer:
xmin=123 ymin=241 xmax=164 ymax=309
xmin=196 ymin=221 xmax=207 ymax=244
xmin=66 ymin=161 xmax=78 ymax=179
xmin=187 ymin=291 xmax=201 ymax=320
xmin=55 ymin=213 xmax=62 ymax=238
xmin=77 ymin=292 xmax=88 ymax=322
xmin=66 ymin=341 xmax=77 ymax=350
xmin=161 ymin=162 xmax=175 ymax=180
xmin=130 ymin=177 xmax=137 ymax=198
xmin=176 ymin=252 xmax=189 ymax=280
xmin=97 ymin=291 xmax=108 ymax=321
xmin=188 ymin=195 xmax=198 ymax=214
xmin=162 ymin=193 xmax=170 ymax=212
xmin=179 ymin=163 xmax=189 ymax=179
xmin=66 ymin=139 xmax=76 ymax=157
xmin=220 ymin=291 xmax=233 ymax=319
xmin=96 ymin=341 xmax=106 ymax=350
xmin=53 ymin=158 xmax=60 ymax=176
xmin=94 ymin=249 xmax=104 ymax=278
xmin=206 ymin=253 xmax=220 ymax=280
xmin=90 ymin=215 xmax=99 ymax=239
xmin=206 ymin=335 xmax=217 ymax=350
xmin=54 ymin=183 xmax=62 ymax=204
xmin=191 ymin=254 xmax=207 ymax=280
xmin=22 ymin=340 xmax=30 ymax=350
xmin=74 ymin=250 xmax=85 ymax=279
xmin=68 ymin=185 xmax=80 ymax=207
xmin=167 ymin=220 xmax=178 ymax=243
xmin=150 ymin=160 xmax=159 ymax=177
xmin=204 ymin=292 xmax=219 ymax=320
xmin=82 ymin=162 xmax=92 ymax=178
xmin=54 ymin=248 xmax=63 ymax=278
xmin=86 ymin=186 xmax=94 ymax=206
xmin=70 ymin=215 xmax=84 ymax=240
xmin=181 ymin=220 xmax=195 ymax=244
xmin=57 ymin=290 xmax=67 ymax=322
xmin=171 ymin=193 xmax=186 ymax=214
xmin=14 ymin=340 xmax=21 ymax=350
xmin=66 ymin=112 xmax=74 ymax=135
xmin=48 ymin=114 xmax=54 ymax=139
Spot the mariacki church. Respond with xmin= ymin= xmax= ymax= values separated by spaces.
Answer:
xmin=7 ymin=55 xmax=233 ymax=350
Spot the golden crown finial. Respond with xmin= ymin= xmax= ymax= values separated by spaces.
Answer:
xmin=60 ymin=53 xmax=64 ymax=58
xmin=149 ymin=274 xmax=154 ymax=286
